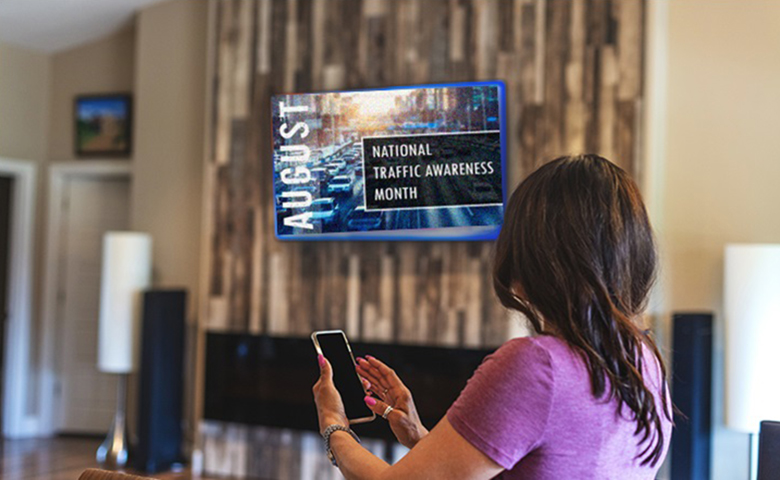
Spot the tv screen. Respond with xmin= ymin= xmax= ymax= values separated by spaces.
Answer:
xmin=271 ymin=82 xmax=506 ymax=240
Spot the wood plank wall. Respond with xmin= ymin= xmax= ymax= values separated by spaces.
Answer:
xmin=200 ymin=0 xmax=646 ymax=476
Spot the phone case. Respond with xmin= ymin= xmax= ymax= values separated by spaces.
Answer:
xmin=311 ymin=329 xmax=376 ymax=424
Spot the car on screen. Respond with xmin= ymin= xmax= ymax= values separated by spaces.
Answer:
xmin=470 ymin=181 xmax=497 ymax=203
xmin=327 ymin=175 xmax=352 ymax=195
xmin=275 ymin=184 xmax=319 ymax=211
xmin=310 ymin=198 xmax=338 ymax=224
xmin=310 ymin=167 xmax=330 ymax=183
xmin=346 ymin=206 xmax=383 ymax=231
xmin=325 ymin=161 xmax=347 ymax=175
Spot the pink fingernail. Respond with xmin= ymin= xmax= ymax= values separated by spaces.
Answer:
xmin=356 ymin=357 xmax=366 ymax=362
xmin=364 ymin=396 xmax=376 ymax=406
xmin=366 ymin=355 xmax=375 ymax=360
xmin=318 ymin=354 xmax=325 ymax=367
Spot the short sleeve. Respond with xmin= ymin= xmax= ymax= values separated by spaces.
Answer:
xmin=446 ymin=337 xmax=555 ymax=469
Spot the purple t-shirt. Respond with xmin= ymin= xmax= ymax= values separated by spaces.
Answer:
xmin=446 ymin=335 xmax=671 ymax=479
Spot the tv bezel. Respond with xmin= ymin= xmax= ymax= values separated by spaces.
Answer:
xmin=270 ymin=81 xmax=507 ymax=242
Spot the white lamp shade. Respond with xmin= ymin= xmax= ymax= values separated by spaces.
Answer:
xmin=97 ymin=232 xmax=152 ymax=373
xmin=724 ymin=244 xmax=780 ymax=433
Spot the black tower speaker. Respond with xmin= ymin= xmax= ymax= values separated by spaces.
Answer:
xmin=758 ymin=420 xmax=780 ymax=480
xmin=135 ymin=289 xmax=187 ymax=473
xmin=670 ymin=312 xmax=713 ymax=480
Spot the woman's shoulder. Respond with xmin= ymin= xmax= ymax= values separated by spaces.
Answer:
xmin=497 ymin=334 xmax=577 ymax=369
xmin=509 ymin=334 xmax=664 ymax=375
xmin=490 ymin=335 xmax=556 ymax=371
xmin=505 ymin=334 xmax=667 ymax=398
xmin=463 ymin=336 xmax=557 ymax=396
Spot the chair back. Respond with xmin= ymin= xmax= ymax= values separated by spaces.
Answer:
xmin=78 ymin=469 xmax=158 ymax=480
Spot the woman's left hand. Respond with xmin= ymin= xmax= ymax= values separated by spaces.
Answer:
xmin=312 ymin=354 xmax=350 ymax=434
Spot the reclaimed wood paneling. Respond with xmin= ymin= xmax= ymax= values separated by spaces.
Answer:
xmin=201 ymin=0 xmax=646 ymax=476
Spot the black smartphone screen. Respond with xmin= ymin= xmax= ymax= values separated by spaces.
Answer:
xmin=316 ymin=332 xmax=374 ymax=422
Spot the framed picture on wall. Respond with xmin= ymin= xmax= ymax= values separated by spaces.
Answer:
xmin=74 ymin=93 xmax=132 ymax=157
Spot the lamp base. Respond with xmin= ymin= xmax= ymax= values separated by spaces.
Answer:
xmin=749 ymin=432 xmax=759 ymax=480
xmin=97 ymin=374 xmax=129 ymax=469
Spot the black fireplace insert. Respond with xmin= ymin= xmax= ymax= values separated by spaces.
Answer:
xmin=204 ymin=332 xmax=495 ymax=440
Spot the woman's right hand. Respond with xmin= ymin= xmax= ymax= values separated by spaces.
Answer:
xmin=356 ymin=355 xmax=429 ymax=449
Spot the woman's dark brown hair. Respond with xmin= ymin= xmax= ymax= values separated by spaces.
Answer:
xmin=493 ymin=154 xmax=671 ymax=466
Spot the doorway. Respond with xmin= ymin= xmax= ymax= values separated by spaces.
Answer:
xmin=0 ymin=158 xmax=36 ymax=438
xmin=39 ymin=162 xmax=132 ymax=435
xmin=0 ymin=175 xmax=13 ymax=434
xmin=57 ymin=176 xmax=130 ymax=432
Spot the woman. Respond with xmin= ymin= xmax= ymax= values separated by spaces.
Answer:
xmin=313 ymin=154 xmax=673 ymax=479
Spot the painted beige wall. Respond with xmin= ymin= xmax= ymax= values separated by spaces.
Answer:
xmin=132 ymin=0 xmax=208 ymax=317
xmin=0 ymin=43 xmax=50 ymax=161
xmin=653 ymin=1 xmax=780 ymax=479
xmin=19 ymin=28 xmax=136 ymax=423
xmin=1 ymin=0 xmax=209 ymax=436
xmin=131 ymin=0 xmax=208 ymax=439
xmin=48 ymin=27 xmax=135 ymax=161
xmin=0 ymin=42 xmax=52 ymax=420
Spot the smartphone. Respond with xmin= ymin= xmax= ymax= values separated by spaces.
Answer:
xmin=311 ymin=330 xmax=375 ymax=424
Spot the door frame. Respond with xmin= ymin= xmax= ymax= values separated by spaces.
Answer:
xmin=0 ymin=157 xmax=37 ymax=438
xmin=39 ymin=160 xmax=132 ymax=436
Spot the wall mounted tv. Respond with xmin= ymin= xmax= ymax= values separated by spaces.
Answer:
xmin=271 ymin=81 xmax=506 ymax=241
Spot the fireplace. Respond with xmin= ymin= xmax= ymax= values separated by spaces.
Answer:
xmin=204 ymin=332 xmax=494 ymax=440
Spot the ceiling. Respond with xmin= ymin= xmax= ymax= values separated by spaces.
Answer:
xmin=0 ymin=0 xmax=169 ymax=53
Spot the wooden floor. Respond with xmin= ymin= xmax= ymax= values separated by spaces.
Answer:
xmin=0 ymin=437 xmax=212 ymax=480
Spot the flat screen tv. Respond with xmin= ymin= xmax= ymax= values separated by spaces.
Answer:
xmin=271 ymin=82 xmax=506 ymax=240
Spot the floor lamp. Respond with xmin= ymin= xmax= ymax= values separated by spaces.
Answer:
xmin=724 ymin=244 xmax=780 ymax=480
xmin=96 ymin=232 xmax=152 ymax=469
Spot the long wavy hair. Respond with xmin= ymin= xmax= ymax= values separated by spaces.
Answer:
xmin=493 ymin=154 xmax=671 ymax=466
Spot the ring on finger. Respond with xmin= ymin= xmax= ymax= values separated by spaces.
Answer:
xmin=381 ymin=405 xmax=394 ymax=419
